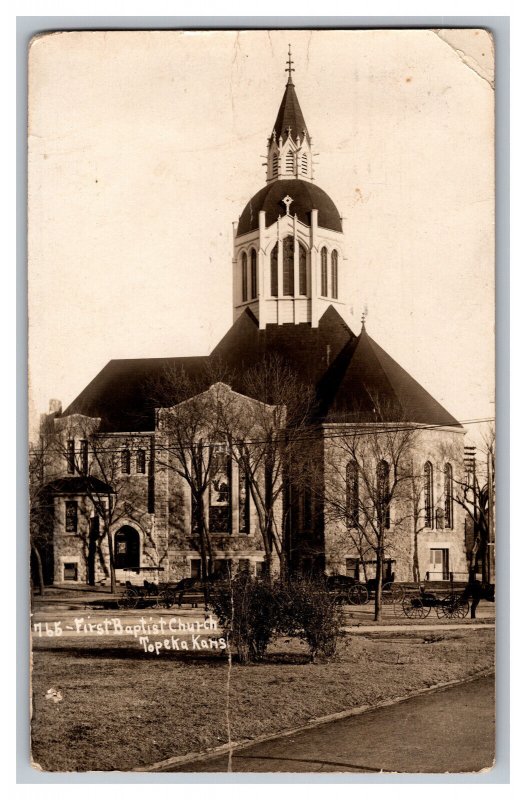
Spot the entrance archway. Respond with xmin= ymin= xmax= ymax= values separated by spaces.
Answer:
xmin=114 ymin=526 xmax=140 ymax=570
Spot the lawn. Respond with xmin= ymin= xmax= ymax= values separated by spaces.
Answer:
xmin=31 ymin=628 xmax=494 ymax=772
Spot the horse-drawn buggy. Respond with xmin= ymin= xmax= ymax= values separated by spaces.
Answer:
xmin=399 ymin=586 xmax=470 ymax=619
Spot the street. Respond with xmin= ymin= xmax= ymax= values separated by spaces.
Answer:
xmin=165 ymin=674 xmax=495 ymax=773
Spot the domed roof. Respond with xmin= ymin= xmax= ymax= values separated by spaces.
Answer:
xmin=237 ymin=179 xmax=342 ymax=236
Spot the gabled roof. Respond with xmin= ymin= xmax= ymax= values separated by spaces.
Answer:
xmin=317 ymin=326 xmax=461 ymax=427
xmin=271 ymin=79 xmax=310 ymax=144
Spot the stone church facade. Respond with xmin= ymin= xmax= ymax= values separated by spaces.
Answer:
xmin=36 ymin=57 xmax=469 ymax=588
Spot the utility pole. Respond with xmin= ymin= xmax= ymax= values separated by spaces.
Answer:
xmin=464 ymin=445 xmax=477 ymax=580
xmin=487 ymin=446 xmax=495 ymax=584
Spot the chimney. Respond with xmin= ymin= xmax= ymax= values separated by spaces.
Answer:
xmin=48 ymin=399 xmax=62 ymax=415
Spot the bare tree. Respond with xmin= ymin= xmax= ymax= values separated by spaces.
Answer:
xmin=324 ymin=406 xmax=418 ymax=621
xmin=441 ymin=424 xmax=495 ymax=584
xmin=29 ymin=435 xmax=57 ymax=594
xmin=218 ymin=354 xmax=317 ymax=578
xmin=150 ymin=363 xmax=239 ymax=599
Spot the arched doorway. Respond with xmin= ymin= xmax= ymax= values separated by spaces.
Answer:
xmin=114 ymin=526 xmax=140 ymax=570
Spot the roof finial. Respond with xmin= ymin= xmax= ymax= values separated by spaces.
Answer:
xmin=286 ymin=44 xmax=295 ymax=84
xmin=361 ymin=306 xmax=368 ymax=330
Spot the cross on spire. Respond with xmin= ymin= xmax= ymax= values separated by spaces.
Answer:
xmin=286 ymin=44 xmax=295 ymax=83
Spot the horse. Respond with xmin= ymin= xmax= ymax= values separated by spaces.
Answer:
xmin=460 ymin=580 xmax=495 ymax=619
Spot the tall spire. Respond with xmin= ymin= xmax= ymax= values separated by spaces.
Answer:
xmin=270 ymin=46 xmax=309 ymax=145
xmin=265 ymin=48 xmax=313 ymax=183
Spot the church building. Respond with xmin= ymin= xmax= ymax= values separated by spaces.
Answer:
xmin=36 ymin=52 xmax=469 ymax=589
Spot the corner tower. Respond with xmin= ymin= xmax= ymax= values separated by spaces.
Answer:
xmin=232 ymin=48 xmax=347 ymax=329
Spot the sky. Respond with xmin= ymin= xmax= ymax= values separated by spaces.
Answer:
xmin=28 ymin=29 xmax=495 ymax=441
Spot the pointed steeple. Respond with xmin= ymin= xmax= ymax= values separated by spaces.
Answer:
xmin=266 ymin=46 xmax=313 ymax=183
xmin=270 ymin=45 xmax=310 ymax=145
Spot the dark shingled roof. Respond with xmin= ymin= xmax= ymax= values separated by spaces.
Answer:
xmin=271 ymin=79 xmax=310 ymax=144
xmin=61 ymin=308 xmax=460 ymax=431
xmin=45 ymin=476 xmax=115 ymax=495
xmin=317 ymin=325 xmax=461 ymax=426
xmin=237 ymin=179 xmax=343 ymax=236
xmin=211 ymin=306 xmax=355 ymax=390
xmin=63 ymin=356 xmax=208 ymax=432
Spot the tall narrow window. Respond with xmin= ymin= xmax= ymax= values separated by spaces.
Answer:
xmin=209 ymin=448 xmax=231 ymax=533
xmin=283 ymin=236 xmax=294 ymax=296
xmin=121 ymin=448 xmax=131 ymax=475
xmin=79 ymin=440 xmax=88 ymax=474
xmin=239 ymin=465 xmax=250 ymax=534
xmin=299 ymin=244 xmax=307 ymax=296
xmin=241 ymin=252 xmax=248 ymax=302
xmin=377 ymin=460 xmax=390 ymax=529
xmin=444 ymin=463 xmax=453 ymax=529
xmin=285 ymin=150 xmax=294 ymax=173
xmin=272 ymin=152 xmax=278 ymax=177
xmin=270 ymin=244 xmax=278 ymax=297
xmin=66 ymin=439 xmax=75 ymax=474
xmin=331 ymin=250 xmax=339 ymax=299
xmin=250 ymin=249 xmax=257 ymax=299
xmin=65 ymin=500 xmax=78 ymax=533
xmin=424 ymin=461 xmax=434 ymax=528
xmin=320 ymin=247 xmax=328 ymax=297
xmin=136 ymin=448 xmax=146 ymax=474
xmin=301 ymin=152 xmax=308 ymax=175
xmin=346 ymin=461 xmax=359 ymax=528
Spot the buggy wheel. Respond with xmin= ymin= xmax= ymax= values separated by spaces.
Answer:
xmin=402 ymin=596 xmax=430 ymax=619
xmin=383 ymin=582 xmax=404 ymax=603
xmin=117 ymin=588 xmax=138 ymax=610
xmin=436 ymin=602 xmax=448 ymax=619
xmin=453 ymin=599 xmax=470 ymax=619
xmin=161 ymin=590 xmax=176 ymax=609
xmin=349 ymin=584 xmax=369 ymax=605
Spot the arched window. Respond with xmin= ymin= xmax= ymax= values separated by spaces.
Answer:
xmin=424 ymin=462 xmax=434 ymax=528
xmin=121 ymin=448 xmax=131 ymax=475
xmin=270 ymin=243 xmax=278 ymax=297
xmin=241 ymin=252 xmax=248 ymax=302
xmin=283 ymin=236 xmax=294 ymax=296
xmin=376 ymin=460 xmax=390 ymax=529
xmin=444 ymin=463 xmax=453 ymax=528
xmin=250 ymin=249 xmax=257 ymax=299
xmin=346 ymin=461 xmax=359 ymax=529
xmin=299 ymin=244 xmax=307 ymax=296
xmin=331 ymin=250 xmax=339 ymax=299
xmin=272 ymin=152 xmax=278 ymax=177
xmin=285 ymin=150 xmax=294 ymax=173
xmin=301 ymin=152 xmax=308 ymax=175
xmin=320 ymin=247 xmax=328 ymax=297
xmin=136 ymin=448 xmax=146 ymax=474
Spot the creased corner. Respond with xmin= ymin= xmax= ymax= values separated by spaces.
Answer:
xmin=433 ymin=29 xmax=495 ymax=90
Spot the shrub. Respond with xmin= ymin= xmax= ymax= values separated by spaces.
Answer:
xmin=211 ymin=574 xmax=278 ymax=664
xmin=278 ymin=576 xmax=343 ymax=662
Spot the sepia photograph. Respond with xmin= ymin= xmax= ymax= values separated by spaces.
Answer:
xmin=27 ymin=28 xmax=495 ymax=775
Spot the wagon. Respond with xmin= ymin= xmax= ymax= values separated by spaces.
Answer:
xmin=401 ymin=587 xmax=469 ymax=620
xmin=326 ymin=575 xmax=369 ymax=605
xmin=116 ymin=580 xmax=178 ymax=610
